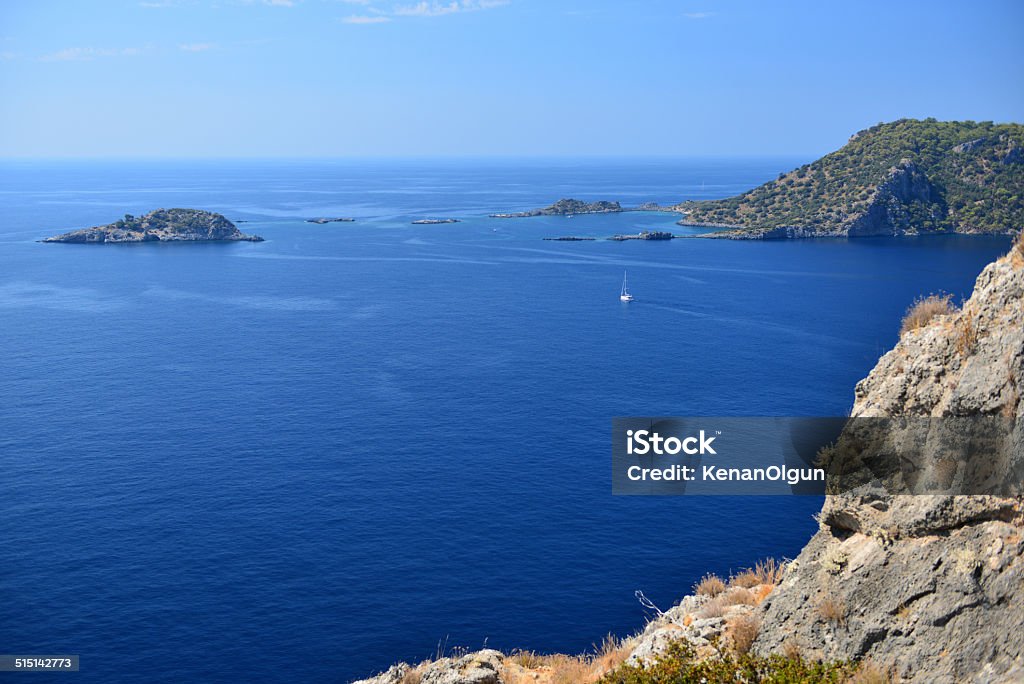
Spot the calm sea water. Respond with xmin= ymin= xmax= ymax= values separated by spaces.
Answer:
xmin=0 ymin=159 xmax=1011 ymax=682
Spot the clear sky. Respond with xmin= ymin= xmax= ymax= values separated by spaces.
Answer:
xmin=1 ymin=0 xmax=1022 ymax=158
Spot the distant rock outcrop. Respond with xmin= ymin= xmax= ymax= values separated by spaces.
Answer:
xmin=608 ymin=230 xmax=674 ymax=241
xmin=42 ymin=208 xmax=263 ymax=243
xmin=490 ymin=198 xmax=622 ymax=218
xmin=306 ymin=217 xmax=355 ymax=224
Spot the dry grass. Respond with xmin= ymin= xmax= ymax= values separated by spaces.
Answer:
xmin=781 ymin=639 xmax=803 ymax=660
xmin=399 ymin=667 xmax=423 ymax=684
xmin=694 ymin=573 xmax=727 ymax=597
xmin=849 ymin=660 xmax=896 ymax=684
xmin=698 ymin=598 xmax=725 ymax=619
xmin=818 ymin=597 xmax=847 ymax=626
xmin=730 ymin=558 xmax=785 ymax=589
xmin=900 ymin=293 xmax=955 ymax=335
xmin=954 ymin=309 xmax=979 ymax=356
xmin=507 ymin=650 xmax=545 ymax=668
xmin=503 ymin=654 xmax=594 ymax=684
xmin=753 ymin=584 xmax=775 ymax=604
xmin=546 ymin=655 xmax=593 ymax=684
xmin=592 ymin=634 xmax=632 ymax=675
xmin=720 ymin=587 xmax=756 ymax=607
xmin=729 ymin=570 xmax=761 ymax=588
xmin=752 ymin=558 xmax=784 ymax=585
xmin=502 ymin=635 xmax=633 ymax=684
xmin=726 ymin=614 xmax=760 ymax=655
xmin=1012 ymin=231 xmax=1024 ymax=268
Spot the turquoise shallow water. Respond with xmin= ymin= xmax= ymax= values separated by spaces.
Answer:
xmin=0 ymin=158 xmax=1012 ymax=682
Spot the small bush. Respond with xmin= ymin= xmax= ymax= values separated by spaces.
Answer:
xmin=900 ymin=294 xmax=955 ymax=335
xmin=694 ymin=574 xmax=726 ymax=597
xmin=546 ymin=655 xmax=593 ymax=684
xmin=599 ymin=640 xmax=858 ymax=683
xmin=699 ymin=598 xmax=725 ymax=619
xmin=593 ymin=634 xmax=633 ymax=675
xmin=507 ymin=650 xmax=544 ymax=668
xmin=752 ymin=558 xmax=784 ymax=585
xmin=726 ymin=614 xmax=760 ymax=655
xmin=955 ymin=309 xmax=979 ymax=356
xmin=720 ymin=588 xmax=756 ymax=607
xmin=818 ymin=597 xmax=847 ymax=626
xmin=849 ymin=660 xmax=896 ymax=684
xmin=729 ymin=569 xmax=761 ymax=588
xmin=821 ymin=546 xmax=849 ymax=575
xmin=782 ymin=639 xmax=803 ymax=660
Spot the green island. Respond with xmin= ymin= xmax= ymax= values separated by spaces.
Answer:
xmin=676 ymin=118 xmax=1023 ymax=238
xmin=41 ymin=208 xmax=263 ymax=243
xmin=491 ymin=198 xmax=623 ymax=218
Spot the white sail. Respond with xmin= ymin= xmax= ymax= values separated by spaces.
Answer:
xmin=620 ymin=270 xmax=634 ymax=302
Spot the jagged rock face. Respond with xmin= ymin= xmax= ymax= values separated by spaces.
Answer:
xmin=753 ymin=240 xmax=1024 ymax=682
xmin=852 ymin=249 xmax=1023 ymax=418
xmin=847 ymin=162 xmax=944 ymax=237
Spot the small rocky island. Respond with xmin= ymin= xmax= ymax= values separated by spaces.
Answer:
xmin=609 ymin=230 xmax=675 ymax=241
xmin=490 ymin=198 xmax=622 ymax=218
xmin=411 ymin=218 xmax=461 ymax=225
xmin=305 ymin=217 xmax=354 ymax=224
xmin=541 ymin=231 xmax=676 ymax=241
xmin=42 ymin=208 xmax=263 ymax=243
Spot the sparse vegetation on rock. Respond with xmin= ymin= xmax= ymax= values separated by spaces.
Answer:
xmin=41 ymin=208 xmax=263 ymax=243
xmin=679 ymin=119 xmax=1024 ymax=238
xmin=490 ymin=199 xmax=622 ymax=218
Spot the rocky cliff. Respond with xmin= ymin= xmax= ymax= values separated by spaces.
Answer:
xmin=42 ymin=208 xmax=263 ymax=243
xmin=751 ymin=236 xmax=1024 ymax=681
xmin=354 ymin=237 xmax=1024 ymax=682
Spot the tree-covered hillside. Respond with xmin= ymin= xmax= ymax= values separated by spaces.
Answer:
xmin=677 ymin=119 xmax=1023 ymax=237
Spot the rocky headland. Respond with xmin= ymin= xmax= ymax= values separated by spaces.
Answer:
xmin=354 ymin=235 xmax=1024 ymax=683
xmin=677 ymin=119 xmax=1023 ymax=239
xmin=41 ymin=208 xmax=263 ymax=243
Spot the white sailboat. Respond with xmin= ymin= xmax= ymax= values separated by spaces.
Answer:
xmin=619 ymin=270 xmax=634 ymax=302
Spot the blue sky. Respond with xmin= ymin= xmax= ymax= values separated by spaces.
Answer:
xmin=1 ymin=0 xmax=1022 ymax=157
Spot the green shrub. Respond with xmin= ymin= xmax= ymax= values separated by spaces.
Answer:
xmin=600 ymin=640 xmax=858 ymax=683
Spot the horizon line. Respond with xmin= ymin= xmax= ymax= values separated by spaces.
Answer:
xmin=0 ymin=152 xmax=820 ymax=162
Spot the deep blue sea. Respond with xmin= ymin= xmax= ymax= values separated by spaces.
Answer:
xmin=0 ymin=158 xmax=1011 ymax=682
